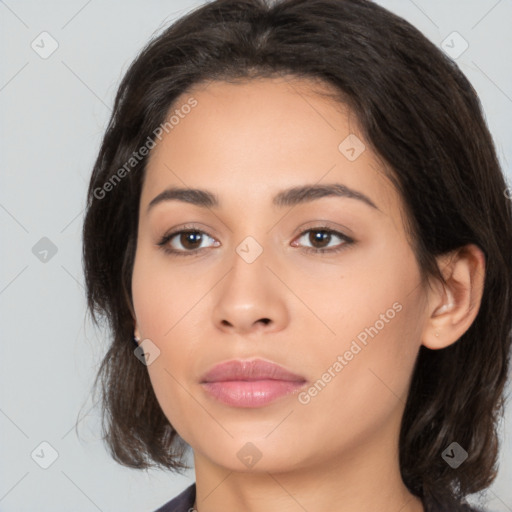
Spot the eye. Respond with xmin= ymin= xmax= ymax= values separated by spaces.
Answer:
xmin=292 ymin=227 xmax=353 ymax=254
xmin=157 ymin=227 xmax=219 ymax=256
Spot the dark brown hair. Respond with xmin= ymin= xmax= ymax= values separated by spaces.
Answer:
xmin=82 ymin=0 xmax=512 ymax=508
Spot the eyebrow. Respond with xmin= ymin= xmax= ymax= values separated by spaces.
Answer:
xmin=146 ymin=183 xmax=380 ymax=213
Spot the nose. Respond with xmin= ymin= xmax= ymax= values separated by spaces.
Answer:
xmin=212 ymin=245 xmax=289 ymax=336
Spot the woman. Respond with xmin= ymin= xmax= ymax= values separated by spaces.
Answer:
xmin=82 ymin=1 xmax=512 ymax=511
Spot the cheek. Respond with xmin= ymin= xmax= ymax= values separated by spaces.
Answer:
xmin=309 ymin=247 xmax=424 ymax=416
xmin=294 ymin=299 xmax=422 ymax=455
xmin=131 ymin=250 xmax=207 ymax=438
xmin=131 ymin=243 xmax=201 ymax=338
xmin=324 ymin=237 xmax=420 ymax=346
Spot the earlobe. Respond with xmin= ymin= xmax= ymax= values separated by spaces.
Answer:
xmin=422 ymin=244 xmax=485 ymax=350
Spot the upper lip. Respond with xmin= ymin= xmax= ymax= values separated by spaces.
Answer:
xmin=200 ymin=358 xmax=306 ymax=383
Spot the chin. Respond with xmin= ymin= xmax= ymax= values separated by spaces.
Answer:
xmin=191 ymin=434 xmax=316 ymax=474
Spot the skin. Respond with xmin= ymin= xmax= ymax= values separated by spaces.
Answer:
xmin=132 ymin=76 xmax=485 ymax=512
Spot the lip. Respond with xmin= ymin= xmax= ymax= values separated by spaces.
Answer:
xmin=200 ymin=359 xmax=307 ymax=408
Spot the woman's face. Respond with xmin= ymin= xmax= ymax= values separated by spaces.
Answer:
xmin=131 ymin=77 xmax=431 ymax=473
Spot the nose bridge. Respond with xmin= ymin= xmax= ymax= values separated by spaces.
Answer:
xmin=225 ymin=232 xmax=270 ymax=301
xmin=235 ymin=233 xmax=266 ymax=267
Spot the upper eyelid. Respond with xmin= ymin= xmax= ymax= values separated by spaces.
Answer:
xmin=162 ymin=219 xmax=351 ymax=237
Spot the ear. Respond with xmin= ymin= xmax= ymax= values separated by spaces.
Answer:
xmin=422 ymin=244 xmax=485 ymax=350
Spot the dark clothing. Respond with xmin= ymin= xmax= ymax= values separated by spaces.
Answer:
xmin=153 ymin=483 xmax=486 ymax=512
xmin=154 ymin=484 xmax=195 ymax=512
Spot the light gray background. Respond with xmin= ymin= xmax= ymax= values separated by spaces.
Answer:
xmin=1 ymin=0 xmax=511 ymax=511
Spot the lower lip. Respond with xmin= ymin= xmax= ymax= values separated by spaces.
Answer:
xmin=201 ymin=380 xmax=306 ymax=407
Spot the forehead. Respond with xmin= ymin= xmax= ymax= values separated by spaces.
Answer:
xmin=141 ymin=77 xmax=399 ymax=219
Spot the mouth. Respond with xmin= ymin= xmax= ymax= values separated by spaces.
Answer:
xmin=200 ymin=358 xmax=307 ymax=408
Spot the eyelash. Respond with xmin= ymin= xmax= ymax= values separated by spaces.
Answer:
xmin=157 ymin=224 xmax=354 ymax=257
